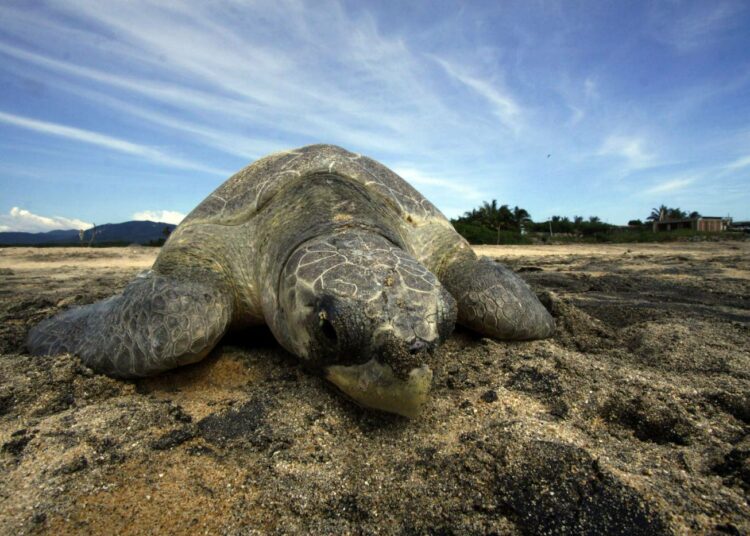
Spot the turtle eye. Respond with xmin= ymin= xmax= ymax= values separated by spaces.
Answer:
xmin=321 ymin=319 xmax=338 ymax=341
xmin=318 ymin=310 xmax=338 ymax=342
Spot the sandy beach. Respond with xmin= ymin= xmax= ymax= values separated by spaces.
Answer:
xmin=1 ymin=242 xmax=748 ymax=534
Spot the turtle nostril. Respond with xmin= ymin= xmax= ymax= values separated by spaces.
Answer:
xmin=408 ymin=339 xmax=427 ymax=355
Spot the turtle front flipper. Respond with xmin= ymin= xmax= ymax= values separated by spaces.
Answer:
xmin=27 ymin=273 xmax=232 ymax=378
xmin=441 ymin=252 xmax=554 ymax=340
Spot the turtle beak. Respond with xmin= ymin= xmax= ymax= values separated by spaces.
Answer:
xmin=325 ymin=359 xmax=433 ymax=418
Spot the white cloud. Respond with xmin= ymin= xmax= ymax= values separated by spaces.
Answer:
xmin=649 ymin=2 xmax=743 ymax=53
xmin=567 ymin=105 xmax=585 ymax=126
xmin=724 ymin=154 xmax=750 ymax=172
xmin=53 ymin=82 xmax=287 ymax=161
xmin=431 ymin=55 xmax=522 ymax=133
xmin=0 ymin=207 xmax=92 ymax=233
xmin=0 ymin=0 xmax=532 ymax=171
xmin=599 ymin=135 xmax=655 ymax=169
xmin=644 ymin=178 xmax=694 ymax=195
xmin=394 ymin=167 xmax=484 ymax=202
xmin=584 ymin=77 xmax=598 ymax=99
xmin=0 ymin=2 xmax=455 ymax=155
xmin=0 ymin=110 xmax=229 ymax=176
xmin=132 ymin=210 xmax=186 ymax=225
xmin=0 ymin=6 xmax=462 ymax=161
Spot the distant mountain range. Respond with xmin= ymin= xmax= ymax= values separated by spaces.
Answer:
xmin=0 ymin=221 xmax=177 ymax=246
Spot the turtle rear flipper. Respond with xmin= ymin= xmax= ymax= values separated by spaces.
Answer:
xmin=441 ymin=253 xmax=554 ymax=340
xmin=27 ymin=273 xmax=232 ymax=378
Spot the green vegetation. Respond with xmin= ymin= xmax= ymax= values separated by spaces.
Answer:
xmin=451 ymin=220 xmax=533 ymax=245
xmin=646 ymin=205 xmax=700 ymax=222
xmin=145 ymin=225 xmax=173 ymax=247
xmin=450 ymin=201 xmax=742 ymax=245
xmin=535 ymin=228 xmax=743 ymax=244
xmin=451 ymin=200 xmax=532 ymax=244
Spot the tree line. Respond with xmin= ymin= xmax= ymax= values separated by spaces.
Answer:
xmin=626 ymin=206 xmax=701 ymax=227
xmin=450 ymin=200 xmax=705 ymax=245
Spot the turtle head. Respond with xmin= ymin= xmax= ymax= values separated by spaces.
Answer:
xmin=273 ymin=231 xmax=457 ymax=417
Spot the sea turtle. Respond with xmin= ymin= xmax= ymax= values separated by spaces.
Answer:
xmin=27 ymin=145 xmax=554 ymax=417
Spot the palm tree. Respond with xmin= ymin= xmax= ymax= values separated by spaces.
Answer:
xmin=479 ymin=200 xmax=515 ymax=244
xmin=668 ymin=208 xmax=686 ymax=219
xmin=647 ymin=205 xmax=669 ymax=222
xmin=511 ymin=206 xmax=531 ymax=232
xmin=461 ymin=207 xmax=481 ymax=221
xmin=498 ymin=204 xmax=513 ymax=228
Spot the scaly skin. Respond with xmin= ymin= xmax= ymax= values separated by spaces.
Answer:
xmin=27 ymin=273 xmax=232 ymax=378
xmin=249 ymin=173 xmax=456 ymax=376
xmin=275 ymin=230 xmax=456 ymax=376
xmin=441 ymin=249 xmax=555 ymax=340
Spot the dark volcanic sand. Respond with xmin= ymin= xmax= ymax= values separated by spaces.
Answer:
xmin=1 ymin=243 xmax=748 ymax=535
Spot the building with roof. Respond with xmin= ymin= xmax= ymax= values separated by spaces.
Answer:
xmin=652 ymin=215 xmax=731 ymax=232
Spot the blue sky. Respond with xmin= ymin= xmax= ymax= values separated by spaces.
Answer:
xmin=1 ymin=0 xmax=748 ymax=232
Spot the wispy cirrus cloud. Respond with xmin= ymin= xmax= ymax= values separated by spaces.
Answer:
xmin=0 ymin=0 xmax=525 ymax=221
xmin=649 ymin=1 xmax=745 ymax=52
xmin=0 ymin=111 xmax=229 ymax=175
xmin=0 ymin=2 xmax=478 ymax=159
xmin=639 ymin=151 xmax=750 ymax=201
xmin=0 ymin=207 xmax=92 ymax=233
xmin=723 ymin=154 xmax=750 ymax=172
xmin=584 ymin=77 xmax=599 ymax=100
xmin=430 ymin=55 xmax=523 ymax=133
xmin=598 ymin=135 xmax=656 ymax=170
xmin=0 ymin=1 xmax=445 ymax=149
xmin=394 ymin=167 xmax=485 ymax=202
xmin=644 ymin=177 xmax=694 ymax=195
